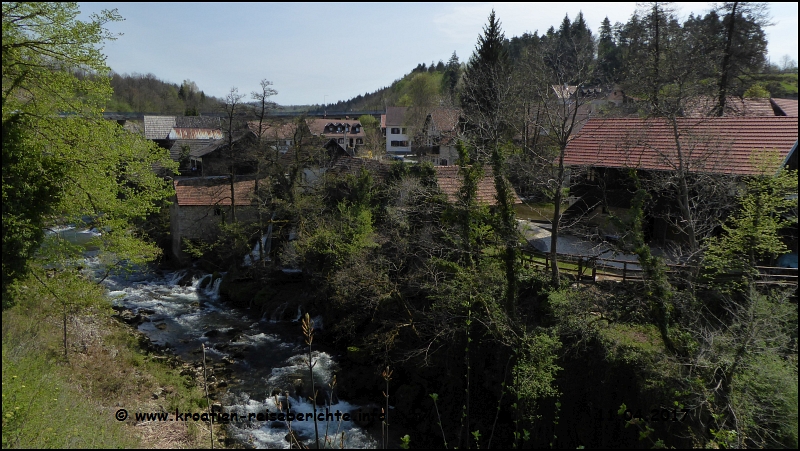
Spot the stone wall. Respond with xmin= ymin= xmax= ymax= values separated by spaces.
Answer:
xmin=170 ymin=202 xmax=258 ymax=263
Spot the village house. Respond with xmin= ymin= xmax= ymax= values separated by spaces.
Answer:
xmin=143 ymin=115 xmax=223 ymax=174
xmin=170 ymin=176 xmax=258 ymax=262
xmin=434 ymin=165 xmax=523 ymax=206
xmin=382 ymin=106 xmax=412 ymax=156
xmin=188 ymin=130 xmax=260 ymax=177
xmin=305 ymin=117 xmax=366 ymax=157
xmin=413 ymin=107 xmax=463 ymax=166
xmin=561 ymin=116 xmax=799 ymax=246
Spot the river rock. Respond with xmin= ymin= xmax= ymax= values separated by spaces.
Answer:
xmin=114 ymin=309 xmax=145 ymax=326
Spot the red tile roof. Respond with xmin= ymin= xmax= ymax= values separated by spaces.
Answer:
xmin=683 ymin=97 xmax=775 ymax=117
xmin=563 ymin=117 xmax=798 ymax=176
xmin=435 ymin=166 xmax=522 ymax=206
xmin=771 ymin=98 xmax=798 ymax=117
xmin=174 ymin=177 xmax=255 ymax=206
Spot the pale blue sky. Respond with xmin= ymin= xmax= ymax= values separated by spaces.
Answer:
xmin=78 ymin=2 xmax=798 ymax=106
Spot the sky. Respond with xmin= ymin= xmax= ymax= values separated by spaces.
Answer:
xmin=77 ymin=2 xmax=799 ymax=106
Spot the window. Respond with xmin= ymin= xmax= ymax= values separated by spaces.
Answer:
xmin=338 ymin=138 xmax=344 ymax=144
xmin=440 ymin=159 xmax=448 ymax=166
xmin=401 ymin=127 xmax=407 ymax=134
xmin=356 ymin=138 xmax=363 ymax=144
xmin=391 ymin=127 xmax=400 ymax=134
xmin=390 ymin=140 xmax=409 ymax=147
xmin=214 ymin=207 xmax=222 ymax=216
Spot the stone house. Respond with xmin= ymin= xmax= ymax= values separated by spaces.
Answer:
xmin=170 ymin=176 xmax=258 ymax=262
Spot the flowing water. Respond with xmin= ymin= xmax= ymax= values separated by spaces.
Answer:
xmin=102 ymin=267 xmax=378 ymax=448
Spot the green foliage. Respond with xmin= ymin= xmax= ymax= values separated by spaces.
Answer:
xmin=399 ymin=434 xmax=411 ymax=449
xmin=2 ymin=115 xmax=64 ymax=300
xmin=510 ymin=332 xmax=561 ymax=422
xmin=297 ymin=200 xmax=376 ymax=274
xmin=730 ymin=352 xmax=798 ymax=448
xmin=2 ymin=2 xmax=176 ymax=304
xmin=704 ymin=167 xmax=797 ymax=287
xmin=685 ymin=289 xmax=798 ymax=448
xmin=742 ymin=82 xmax=770 ymax=98
xmin=2 ymin=347 xmax=139 ymax=448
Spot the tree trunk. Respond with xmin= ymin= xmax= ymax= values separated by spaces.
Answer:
xmin=716 ymin=2 xmax=738 ymax=117
xmin=550 ymin=162 xmax=564 ymax=286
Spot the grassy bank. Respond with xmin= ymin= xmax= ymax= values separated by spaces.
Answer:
xmin=2 ymin=280 xmax=222 ymax=449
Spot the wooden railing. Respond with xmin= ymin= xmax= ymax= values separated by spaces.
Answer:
xmin=519 ymin=249 xmax=798 ymax=286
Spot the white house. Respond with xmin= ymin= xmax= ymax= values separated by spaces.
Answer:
xmin=383 ymin=106 xmax=412 ymax=155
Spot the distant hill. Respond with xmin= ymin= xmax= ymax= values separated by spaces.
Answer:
xmin=106 ymin=72 xmax=225 ymax=115
xmin=292 ymin=59 xmax=461 ymax=114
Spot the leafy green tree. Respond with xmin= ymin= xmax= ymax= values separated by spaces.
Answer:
xmin=2 ymin=3 xmax=175 ymax=304
xmin=704 ymin=165 xmax=797 ymax=287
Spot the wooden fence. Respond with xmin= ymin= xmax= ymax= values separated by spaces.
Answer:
xmin=519 ymin=249 xmax=798 ymax=287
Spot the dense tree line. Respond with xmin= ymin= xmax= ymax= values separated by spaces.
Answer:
xmin=335 ymin=2 xmax=794 ymax=114
xmin=105 ymin=72 xmax=224 ymax=114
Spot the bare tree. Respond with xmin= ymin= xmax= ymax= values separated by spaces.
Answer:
xmin=515 ymin=14 xmax=595 ymax=285
xmin=250 ymin=79 xmax=278 ymax=262
xmin=221 ymin=87 xmax=245 ymax=222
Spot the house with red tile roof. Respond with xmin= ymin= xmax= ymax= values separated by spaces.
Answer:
xmin=563 ymin=117 xmax=798 ymax=176
xmin=415 ymin=108 xmax=463 ymax=166
xmin=169 ymin=177 xmax=258 ymax=262
xmin=143 ymin=115 xmax=223 ymax=174
xmin=561 ymin=116 xmax=798 ymax=244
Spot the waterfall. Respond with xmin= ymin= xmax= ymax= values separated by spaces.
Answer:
xmin=193 ymin=273 xmax=212 ymax=289
xmin=269 ymin=302 xmax=289 ymax=323
xmin=166 ymin=270 xmax=186 ymax=286
xmin=243 ymin=212 xmax=276 ymax=266
xmin=204 ymin=277 xmax=222 ymax=300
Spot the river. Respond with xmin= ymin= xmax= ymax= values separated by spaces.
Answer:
xmin=100 ymin=265 xmax=378 ymax=448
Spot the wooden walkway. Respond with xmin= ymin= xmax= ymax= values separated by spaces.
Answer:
xmin=519 ymin=249 xmax=798 ymax=287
